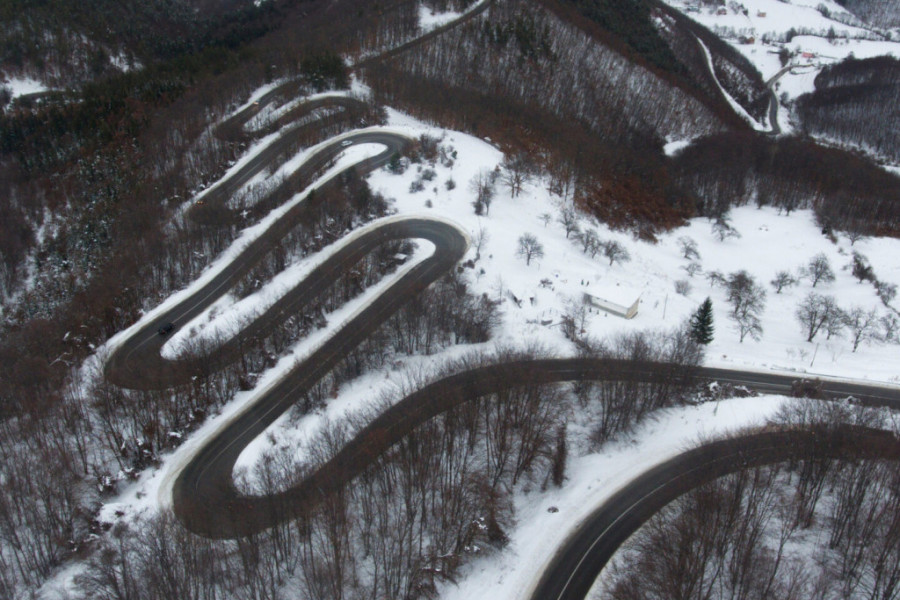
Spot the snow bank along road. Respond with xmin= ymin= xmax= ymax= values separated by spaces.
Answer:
xmin=105 ymin=95 xmax=900 ymax=592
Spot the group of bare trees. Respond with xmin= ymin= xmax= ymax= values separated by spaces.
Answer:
xmin=796 ymin=56 xmax=900 ymax=163
xmin=556 ymin=208 xmax=631 ymax=266
xmin=573 ymin=327 xmax=703 ymax=445
xmin=767 ymin=252 xmax=897 ymax=349
xmin=670 ymin=132 xmax=900 ymax=237
xmin=75 ymin=346 xmax=574 ymax=599
xmin=604 ymin=402 xmax=900 ymax=600
xmin=71 ymin=326 xmax=705 ymax=600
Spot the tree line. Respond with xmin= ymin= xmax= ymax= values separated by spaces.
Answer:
xmin=796 ymin=56 xmax=900 ymax=164
xmin=669 ymin=132 xmax=900 ymax=237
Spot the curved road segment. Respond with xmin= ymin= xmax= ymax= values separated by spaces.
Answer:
xmin=528 ymin=425 xmax=900 ymax=600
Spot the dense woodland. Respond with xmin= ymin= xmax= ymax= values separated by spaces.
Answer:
xmin=1 ymin=0 xmax=899 ymax=597
xmin=670 ymin=132 xmax=900 ymax=236
xmin=834 ymin=0 xmax=900 ymax=29
xmin=0 ymin=0 xmax=280 ymax=87
xmin=796 ymin=56 xmax=900 ymax=163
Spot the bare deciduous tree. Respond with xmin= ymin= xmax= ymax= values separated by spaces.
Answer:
xmin=727 ymin=271 xmax=766 ymax=342
xmin=796 ymin=292 xmax=842 ymax=342
xmin=602 ymin=240 xmax=630 ymax=267
xmin=712 ymin=217 xmax=741 ymax=242
xmin=469 ymin=169 xmax=496 ymax=216
xmin=802 ymin=253 xmax=836 ymax=288
xmin=557 ymin=207 xmax=581 ymax=239
xmin=516 ymin=233 xmax=544 ymax=266
xmin=682 ymin=262 xmax=702 ymax=278
xmin=677 ymin=236 xmax=700 ymax=260
xmin=501 ymin=153 xmax=533 ymax=198
xmin=576 ymin=228 xmax=601 ymax=258
xmin=771 ymin=270 xmax=797 ymax=293
xmin=842 ymin=306 xmax=878 ymax=351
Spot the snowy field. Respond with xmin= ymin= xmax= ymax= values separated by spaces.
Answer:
xmin=367 ymin=110 xmax=900 ymax=383
xmin=46 ymin=90 xmax=900 ymax=598
xmin=2 ymin=76 xmax=48 ymax=99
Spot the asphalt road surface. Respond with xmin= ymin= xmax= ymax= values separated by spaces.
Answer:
xmin=166 ymin=352 xmax=900 ymax=539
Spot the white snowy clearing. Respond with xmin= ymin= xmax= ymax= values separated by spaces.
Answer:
xmin=50 ymin=89 xmax=900 ymax=599
xmin=2 ymin=76 xmax=49 ymax=99
xmin=418 ymin=0 xmax=488 ymax=32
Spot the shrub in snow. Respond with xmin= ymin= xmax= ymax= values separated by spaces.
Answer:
xmin=801 ymin=253 xmax=835 ymax=287
xmin=678 ymin=236 xmax=700 ymax=260
xmin=881 ymin=314 xmax=899 ymax=342
xmin=386 ymin=152 xmax=406 ymax=174
xmin=770 ymin=270 xmax=797 ymax=293
xmin=712 ymin=217 xmax=741 ymax=242
xmin=682 ymin=262 xmax=702 ymax=278
xmin=851 ymin=252 xmax=874 ymax=283
xmin=705 ymin=270 xmax=726 ymax=288
xmin=876 ymin=281 xmax=897 ymax=306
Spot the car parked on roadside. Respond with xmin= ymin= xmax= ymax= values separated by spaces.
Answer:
xmin=158 ymin=322 xmax=174 ymax=336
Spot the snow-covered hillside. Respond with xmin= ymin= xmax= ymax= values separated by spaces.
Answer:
xmin=40 ymin=90 xmax=900 ymax=599
xmin=661 ymin=0 xmax=900 ymax=129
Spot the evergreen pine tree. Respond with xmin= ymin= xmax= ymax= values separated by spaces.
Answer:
xmin=690 ymin=297 xmax=715 ymax=345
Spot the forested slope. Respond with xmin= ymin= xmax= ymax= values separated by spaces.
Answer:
xmin=0 ymin=0 xmax=281 ymax=87
xmin=796 ymin=56 xmax=900 ymax=163
xmin=836 ymin=0 xmax=900 ymax=29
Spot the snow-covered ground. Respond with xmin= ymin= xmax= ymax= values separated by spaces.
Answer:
xmin=367 ymin=110 xmax=900 ymax=384
xmin=670 ymin=0 xmax=869 ymax=41
xmin=49 ymin=90 xmax=900 ymax=599
xmin=2 ymin=76 xmax=48 ymax=99
xmin=418 ymin=0 xmax=487 ymax=32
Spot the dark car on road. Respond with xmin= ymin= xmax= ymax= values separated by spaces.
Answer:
xmin=158 ymin=322 xmax=174 ymax=336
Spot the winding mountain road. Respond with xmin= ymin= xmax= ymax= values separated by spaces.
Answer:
xmin=102 ymin=13 xmax=900 ymax=597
